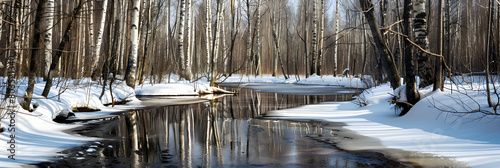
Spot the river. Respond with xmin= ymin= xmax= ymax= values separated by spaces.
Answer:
xmin=35 ymin=83 xmax=411 ymax=167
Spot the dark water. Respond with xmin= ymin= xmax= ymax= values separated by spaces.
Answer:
xmin=37 ymin=84 xmax=408 ymax=167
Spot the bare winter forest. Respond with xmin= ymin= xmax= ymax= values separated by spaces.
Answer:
xmin=2 ymin=1 xmax=500 ymax=167
xmin=0 ymin=0 xmax=499 ymax=110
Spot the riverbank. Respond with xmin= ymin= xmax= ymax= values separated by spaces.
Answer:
xmin=1 ymin=74 xmax=498 ymax=167
xmin=267 ymin=81 xmax=500 ymax=168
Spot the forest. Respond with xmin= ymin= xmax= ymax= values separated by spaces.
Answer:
xmin=1 ymin=0 xmax=500 ymax=167
xmin=0 ymin=0 xmax=498 ymax=111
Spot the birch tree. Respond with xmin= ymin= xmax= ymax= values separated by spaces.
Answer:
xmin=42 ymin=0 xmax=84 ymax=97
xmin=185 ymin=0 xmax=192 ymax=80
xmin=6 ymin=0 xmax=21 ymax=101
xmin=246 ymin=0 xmax=252 ymax=75
xmin=333 ymin=0 xmax=339 ymax=77
xmin=414 ymin=0 xmax=432 ymax=88
xmin=43 ymin=0 xmax=54 ymax=80
xmin=178 ymin=0 xmax=186 ymax=80
xmin=91 ymin=0 xmax=108 ymax=78
xmin=206 ymin=0 xmax=212 ymax=72
xmin=124 ymin=0 xmax=141 ymax=88
xmin=254 ymin=0 xmax=261 ymax=76
xmin=88 ymin=0 xmax=94 ymax=76
xmin=310 ymin=0 xmax=317 ymax=75
xmin=316 ymin=0 xmax=324 ymax=75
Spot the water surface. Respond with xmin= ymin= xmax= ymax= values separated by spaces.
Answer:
xmin=37 ymin=84 xmax=408 ymax=167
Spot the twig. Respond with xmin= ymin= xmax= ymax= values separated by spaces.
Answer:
xmin=389 ymin=100 xmax=414 ymax=107
xmin=381 ymin=28 xmax=455 ymax=84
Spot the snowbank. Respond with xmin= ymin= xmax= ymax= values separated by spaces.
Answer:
xmin=219 ymin=74 xmax=372 ymax=88
xmin=0 ymin=78 xmax=140 ymax=167
xmin=267 ymin=83 xmax=500 ymax=167
xmin=135 ymin=83 xmax=198 ymax=96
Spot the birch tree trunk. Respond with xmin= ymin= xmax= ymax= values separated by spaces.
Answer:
xmin=189 ymin=0 xmax=195 ymax=78
xmin=272 ymin=1 xmax=278 ymax=77
xmin=124 ymin=0 xmax=141 ymax=88
xmin=206 ymin=0 xmax=212 ymax=72
xmin=359 ymin=0 xmax=401 ymax=89
xmin=6 ymin=0 xmax=21 ymax=101
xmin=215 ymin=2 xmax=224 ymax=76
xmin=88 ymin=0 xmax=94 ymax=76
xmin=254 ymin=0 xmax=261 ymax=76
xmin=414 ymin=0 xmax=433 ymax=88
xmin=486 ymin=0 xmax=494 ymax=107
xmin=333 ymin=0 xmax=339 ymax=77
xmin=311 ymin=0 xmax=317 ymax=75
xmin=42 ymin=0 xmax=84 ymax=97
xmin=220 ymin=5 xmax=227 ymax=77
xmin=0 ymin=4 xmax=3 ymax=45
xmin=91 ymin=0 xmax=108 ymax=78
xmin=246 ymin=0 xmax=251 ymax=75
xmin=186 ymin=0 xmax=192 ymax=80
xmin=42 ymin=0 xmax=54 ymax=80
xmin=178 ymin=0 xmax=186 ymax=80
xmin=317 ymin=0 xmax=324 ymax=76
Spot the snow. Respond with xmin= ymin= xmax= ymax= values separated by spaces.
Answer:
xmin=0 ymin=78 xmax=141 ymax=167
xmin=219 ymin=74 xmax=372 ymax=89
xmin=1 ymin=74 xmax=499 ymax=167
xmin=135 ymin=83 xmax=198 ymax=96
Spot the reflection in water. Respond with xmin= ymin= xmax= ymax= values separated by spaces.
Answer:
xmin=44 ymin=88 xmax=400 ymax=167
xmin=107 ymin=103 xmax=390 ymax=167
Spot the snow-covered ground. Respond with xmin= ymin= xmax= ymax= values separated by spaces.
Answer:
xmin=1 ymin=74 xmax=498 ymax=167
xmin=0 ymin=78 xmax=141 ymax=167
xmin=267 ymin=78 xmax=500 ymax=167
xmin=219 ymin=74 xmax=372 ymax=88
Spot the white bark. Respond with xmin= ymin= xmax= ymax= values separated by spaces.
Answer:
xmin=222 ymin=7 xmax=228 ymax=76
xmin=7 ymin=0 xmax=21 ymax=98
xmin=125 ymin=0 xmax=141 ymax=88
xmin=317 ymin=0 xmax=324 ymax=75
xmin=88 ymin=0 xmax=94 ymax=75
xmin=206 ymin=0 xmax=212 ymax=72
xmin=43 ymin=0 xmax=54 ymax=79
xmin=178 ymin=0 xmax=186 ymax=77
xmin=186 ymin=0 xmax=192 ymax=79
xmin=0 ymin=4 xmax=3 ymax=42
xmin=311 ymin=0 xmax=317 ymax=75
xmin=92 ymin=0 xmax=108 ymax=76
xmin=255 ymin=0 xmax=261 ymax=76
xmin=78 ymin=1 xmax=85 ymax=78
xmin=214 ymin=1 xmax=223 ymax=75
xmin=246 ymin=0 xmax=251 ymax=75
xmin=272 ymin=1 xmax=278 ymax=76
xmin=333 ymin=0 xmax=339 ymax=77
xmin=190 ymin=0 xmax=195 ymax=77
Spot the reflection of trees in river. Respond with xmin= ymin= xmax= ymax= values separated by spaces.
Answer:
xmin=110 ymin=89 xmax=360 ymax=166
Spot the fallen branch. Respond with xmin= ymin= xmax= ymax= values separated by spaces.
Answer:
xmin=389 ymin=100 xmax=414 ymax=107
